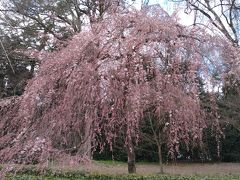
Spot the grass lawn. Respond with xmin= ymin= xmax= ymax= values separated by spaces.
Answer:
xmin=5 ymin=174 xmax=240 ymax=180
xmin=2 ymin=161 xmax=240 ymax=179
xmin=88 ymin=161 xmax=240 ymax=175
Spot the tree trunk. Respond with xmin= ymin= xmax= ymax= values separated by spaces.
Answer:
xmin=76 ymin=136 xmax=92 ymax=159
xmin=80 ymin=131 xmax=92 ymax=158
xmin=77 ymin=117 xmax=92 ymax=159
xmin=127 ymin=138 xmax=136 ymax=174
xmin=157 ymin=143 xmax=164 ymax=174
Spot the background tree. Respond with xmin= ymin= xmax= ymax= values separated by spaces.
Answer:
xmin=0 ymin=0 xmax=127 ymax=50
xmin=168 ymin=0 xmax=239 ymax=46
xmin=218 ymin=75 xmax=240 ymax=131
xmin=0 ymin=30 xmax=36 ymax=98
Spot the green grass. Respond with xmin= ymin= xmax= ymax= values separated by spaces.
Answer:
xmin=2 ymin=163 xmax=240 ymax=179
xmin=3 ymin=166 xmax=240 ymax=180
xmin=5 ymin=173 xmax=240 ymax=180
xmin=94 ymin=160 xmax=126 ymax=166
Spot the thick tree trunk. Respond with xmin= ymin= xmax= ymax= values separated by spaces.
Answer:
xmin=127 ymin=138 xmax=136 ymax=174
xmin=157 ymin=143 xmax=164 ymax=174
xmin=77 ymin=117 xmax=92 ymax=159
xmin=80 ymin=132 xmax=92 ymax=158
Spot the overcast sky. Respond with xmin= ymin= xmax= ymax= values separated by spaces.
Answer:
xmin=130 ymin=0 xmax=194 ymax=26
